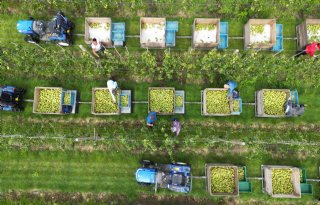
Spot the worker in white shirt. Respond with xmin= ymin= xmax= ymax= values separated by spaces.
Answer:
xmin=107 ymin=79 xmax=119 ymax=103
xmin=91 ymin=38 xmax=108 ymax=58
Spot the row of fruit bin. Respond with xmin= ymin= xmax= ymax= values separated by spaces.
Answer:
xmin=32 ymin=86 xmax=298 ymax=117
xmin=204 ymin=164 xmax=313 ymax=198
xmin=84 ymin=17 xmax=320 ymax=51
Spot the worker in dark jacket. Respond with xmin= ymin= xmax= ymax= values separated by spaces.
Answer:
xmin=146 ymin=111 xmax=157 ymax=127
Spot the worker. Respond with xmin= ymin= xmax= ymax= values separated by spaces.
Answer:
xmin=296 ymin=42 xmax=320 ymax=57
xmin=107 ymin=79 xmax=118 ymax=103
xmin=171 ymin=118 xmax=181 ymax=137
xmin=91 ymin=38 xmax=107 ymax=58
xmin=285 ymin=97 xmax=305 ymax=116
xmin=224 ymin=81 xmax=238 ymax=98
xmin=146 ymin=111 xmax=157 ymax=127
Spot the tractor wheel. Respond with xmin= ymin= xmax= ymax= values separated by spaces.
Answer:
xmin=140 ymin=160 xmax=154 ymax=167
xmin=12 ymin=107 xmax=20 ymax=112
xmin=24 ymin=36 xmax=38 ymax=44
xmin=138 ymin=182 xmax=151 ymax=186
xmin=176 ymin=162 xmax=189 ymax=166
xmin=57 ymin=39 xmax=72 ymax=47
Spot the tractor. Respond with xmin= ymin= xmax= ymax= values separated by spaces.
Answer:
xmin=0 ymin=85 xmax=25 ymax=112
xmin=135 ymin=160 xmax=192 ymax=193
xmin=16 ymin=11 xmax=74 ymax=46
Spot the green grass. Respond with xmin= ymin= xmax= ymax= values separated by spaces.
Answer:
xmin=0 ymin=150 xmax=318 ymax=203
xmin=1 ymin=7 xmax=320 ymax=204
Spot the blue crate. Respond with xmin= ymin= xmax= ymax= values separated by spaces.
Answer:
xmin=231 ymin=98 xmax=242 ymax=115
xmin=272 ymin=24 xmax=283 ymax=52
xmin=119 ymin=94 xmax=131 ymax=109
xmin=166 ymin=21 xmax=178 ymax=47
xmin=218 ymin=34 xmax=228 ymax=49
xmin=166 ymin=31 xmax=175 ymax=47
xmin=220 ymin=22 xmax=228 ymax=35
xmin=112 ymin=22 xmax=125 ymax=43
xmin=166 ymin=21 xmax=179 ymax=31
xmin=276 ymin=24 xmax=283 ymax=36
xmin=290 ymin=89 xmax=299 ymax=105
xmin=218 ymin=22 xmax=228 ymax=49
xmin=272 ymin=36 xmax=283 ymax=51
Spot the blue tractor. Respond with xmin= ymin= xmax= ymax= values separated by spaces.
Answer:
xmin=17 ymin=11 xmax=74 ymax=46
xmin=0 ymin=85 xmax=25 ymax=112
xmin=136 ymin=160 xmax=192 ymax=193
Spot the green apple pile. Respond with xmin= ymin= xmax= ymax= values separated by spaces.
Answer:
xmin=149 ymin=89 xmax=174 ymax=113
xmin=250 ymin=24 xmax=264 ymax=35
xmin=195 ymin=23 xmax=216 ymax=31
xmin=300 ymin=169 xmax=303 ymax=183
xmin=64 ymin=92 xmax=71 ymax=105
xmin=232 ymin=100 xmax=240 ymax=112
xmin=263 ymin=90 xmax=287 ymax=115
xmin=210 ymin=167 xmax=235 ymax=194
xmin=272 ymin=168 xmax=294 ymax=194
xmin=175 ymin=95 xmax=183 ymax=107
xmin=307 ymin=24 xmax=320 ymax=42
xmin=94 ymin=89 xmax=119 ymax=113
xmin=238 ymin=167 xmax=245 ymax=181
xmin=205 ymin=90 xmax=230 ymax=114
xmin=37 ymin=88 xmax=61 ymax=113
xmin=105 ymin=22 xmax=110 ymax=30
xmin=120 ymin=95 xmax=129 ymax=107
xmin=89 ymin=22 xmax=102 ymax=29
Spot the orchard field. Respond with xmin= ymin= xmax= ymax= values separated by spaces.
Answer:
xmin=0 ymin=1 xmax=320 ymax=204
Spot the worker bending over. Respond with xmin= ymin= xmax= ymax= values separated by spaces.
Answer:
xmin=146 ymin=112 xmax=157 ymax=127
xmin=107 ymin=79 xmax=118 ymax=103
xmin=285 ymin=97 xmax=305 ymax=116
xmin=296 ymin=42 xmax=320 ymax=57
xmin=171 ymin=118 xmax=181 ymax=137
xmin=224 ymin=80 xmax=239 ymax=111
xmin=91 ymin=38 xmax=108 ymax=58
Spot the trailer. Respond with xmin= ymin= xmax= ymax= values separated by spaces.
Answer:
xmin=244 ymin=19 xmax=277 ymax=50
xmin=205 ymin=163 xmax=239 ymax=196
xmin=261 ymin=165 xmax=301 ymax=198
xmin=192 ymin=18 xmax=220 ymax=49
xmin=85 ymin=17 xmax=125 ymax=47
xmin=296 ymin=19 xmax=320 ymax=50
xmin=91 ymin=88 xmax=131 ymax=115
xmin=148 ymin=87 xmax=185 ymax=115
xmin=33 ymin=87 xmax=77 ymax=115
xmin=255 ymin=89 xmax=301 ymax=118
xmin=201 ymin=88 xmax=242 ymax=116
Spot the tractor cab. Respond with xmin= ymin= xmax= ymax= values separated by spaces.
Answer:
xmin=17 ymin=11 xmax=74 ymax=46
xmin=136 ymin=160 xmax=192 ymax=193
xmin=0 ymin=85 xmax=25 ymax=112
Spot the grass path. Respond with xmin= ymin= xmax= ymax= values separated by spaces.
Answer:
xmin=0 ymin=150 xmax=318 ymax=203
